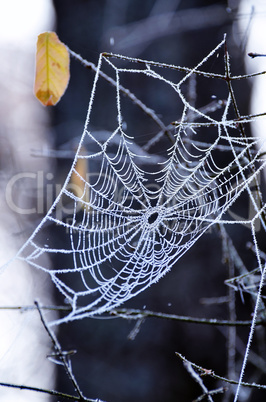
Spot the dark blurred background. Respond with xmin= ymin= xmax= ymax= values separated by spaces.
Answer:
xmin=46 ymin=1 xmax=262 ymax=401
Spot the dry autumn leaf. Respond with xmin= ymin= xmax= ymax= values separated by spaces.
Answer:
xmin=70 ymin=148 xmax=90 ymax=206
xmin=34 ymin=31 xmax=70 ymax=106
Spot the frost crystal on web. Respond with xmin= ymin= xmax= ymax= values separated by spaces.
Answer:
xmin=15 ymin=37 xmax=266 ymax=325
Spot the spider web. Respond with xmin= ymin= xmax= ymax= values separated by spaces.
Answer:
xmin=14 ymin=37 xmax=266 ymax=333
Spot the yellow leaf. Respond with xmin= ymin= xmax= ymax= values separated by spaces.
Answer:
xmin=34 ymin=32 xmax=70 ymax=106
xmin=70 ymin=148 xmax=90 ymax=207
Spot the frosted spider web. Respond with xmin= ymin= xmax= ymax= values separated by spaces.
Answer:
xmin=12 ymin=36 xmax=266 ymax=338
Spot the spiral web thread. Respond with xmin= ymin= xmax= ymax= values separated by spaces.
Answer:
xmin=14 ymin=37 xmax=266 ymax=337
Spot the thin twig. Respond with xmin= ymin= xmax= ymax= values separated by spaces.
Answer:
xmin=193 ymin=387 xmax=225 ymax=402
xmin=34 ymin=301 xmax=105 ymax=402
xmin=248 ymin=52 xmax=266 ymax=59
xmin=224 ymin=39 xmax=266 ymax=231
xmin=1 ymin=304 xmax=265 ymax=327
xmin=176 ymin=353 xmax=266 ymax=391
xmin=183 ymin=359 xmax=215 ymax=402
xmin=0 ymin=381 xmax=81 ymax=400
xmin=111 ymin=308 xmax=266 ymax=327
xmin=220 ymin=224 xmax=237 ymax=402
